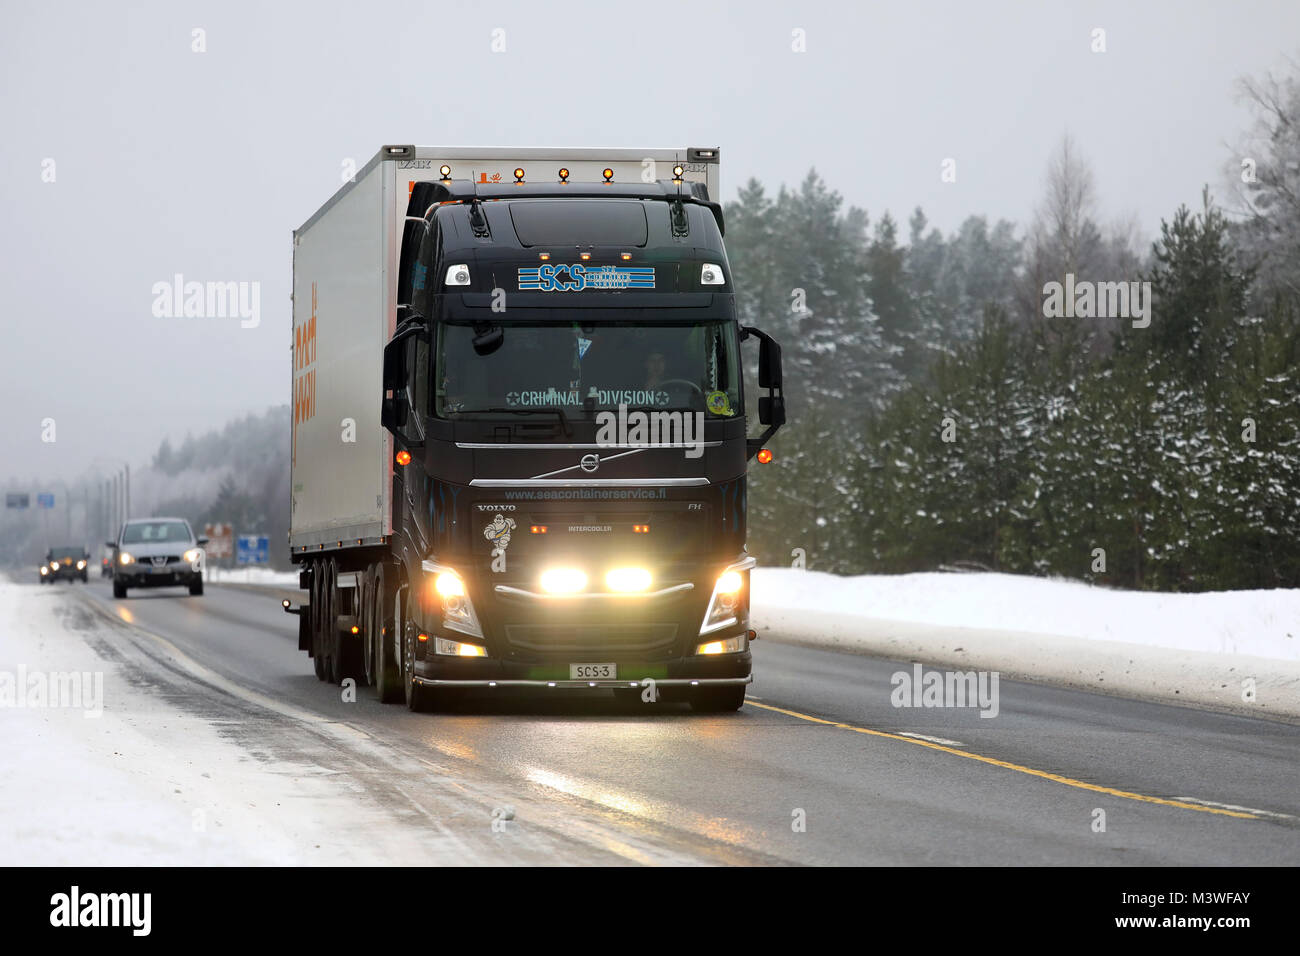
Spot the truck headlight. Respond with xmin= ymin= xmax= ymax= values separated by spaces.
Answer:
xmin=444 ymin=263 xmax=471 ymax=286
xmin=699 ymin=557 xmax=755 ymax=636
xmin=421 ymin=561 xmax=483 ymax=639
xmin=700 ymin=263 xmax=725 ymax=285
xmin=696 ymin=634 xmax=749 ymax=655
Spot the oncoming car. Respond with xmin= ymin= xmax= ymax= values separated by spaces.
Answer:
xmin=107 ymin=518 xmax=208 ymax=599
xmin=41 ymin=546 xmax=90 ymax=584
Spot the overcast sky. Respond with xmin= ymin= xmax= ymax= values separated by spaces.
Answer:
xmin=2 ymin=0 xmax=1297 ymax=484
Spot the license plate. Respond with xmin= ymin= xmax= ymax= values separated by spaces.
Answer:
xmin=570 ymin=663 xmax=616 ymax=680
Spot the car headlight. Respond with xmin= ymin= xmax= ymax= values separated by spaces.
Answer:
xmin=183 ymin=548 xmax=202 ymax=564
xmin=76 ymin=560 xmax=87 ymax=569
xmin=118 ymin=552 xmax=135 ymax=565
xmin=421 ymin=561 xmax=483 ymax=638
xmin=696 ymin=634 xmax=749 ymax=655
xmin=49 ymin=562 xmax=59 ymax=570
xmin=699 ymin=556 xmax=756 ymax=636
xmin=39 ymin=566 xmax=48 ymax=575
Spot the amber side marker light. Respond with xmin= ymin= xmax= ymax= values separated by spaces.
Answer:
xmin=602 ymin=168 xmax=614 ymax=182
xmin=530 ymin=525 xmax=548 ymax=534
xmin=633 ymin=524 xmax=650 ymax=533
xmin=757 ymin=448 xmax=774 ymax=464
xmin=396 ymin=450 xmax=412 ymax=466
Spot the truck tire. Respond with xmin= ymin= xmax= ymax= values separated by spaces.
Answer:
xmin=372 ymin=564 xmax=403 ymax=703
xmin=398 ymin=587 xmax=433 ymax=712
xmin=311 ymin=561 xmax=329 ymax=681
xmin=688 ymin=685 xmax=747 ymax=713
xmin=112 ymin=580 xmax=127 ymax=599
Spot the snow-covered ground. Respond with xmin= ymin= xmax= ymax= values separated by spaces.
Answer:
xmin=751 ymin=569 xmax=1300 ymax=718
xmin=753 ymin=569 xmax=1300 ymax=661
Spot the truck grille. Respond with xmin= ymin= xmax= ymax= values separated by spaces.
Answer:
xmin=503 ymin=623 xmax=678 ymax=660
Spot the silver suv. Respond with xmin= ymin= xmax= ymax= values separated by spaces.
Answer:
xmin=107 ymin=518 xmax=208 ymax=599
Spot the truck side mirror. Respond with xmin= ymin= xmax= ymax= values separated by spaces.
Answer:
xmin=758 ymin=395 xmax=786 ymax=426
xmin=382 ymin=335 xmax=411 ymax=431
xmin=759 ymin=335 xmax=782 ymax=390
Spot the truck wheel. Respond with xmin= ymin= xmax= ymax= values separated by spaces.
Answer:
xmin=399 ymin=588 xmax=433 ymax=713
xmin=689 ymin=685 xmax=747 ymax=713
xmin=112 ymin=580 xmax=127 ymax=599
xmin=372 ymin=564 xmax=403 ymax=703
xmin=311 ymin=561 xmax=329 ymax=681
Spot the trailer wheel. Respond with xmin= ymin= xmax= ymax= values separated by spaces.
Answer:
xmin=688 ymin=686 xmax=747 ymax=713
xmin=372 ymin=563 xmax=403 ymax=703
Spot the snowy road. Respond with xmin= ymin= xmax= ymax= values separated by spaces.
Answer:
xmin=4 ymin=577 xmax=1298 ymax=865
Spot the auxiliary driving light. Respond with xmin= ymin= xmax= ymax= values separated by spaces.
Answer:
xmin=605 ymin=567 xmax=651 ymax=593
xmin=434 ymin=637 xmax=487 ymax=657
xmin=757 ymin=448 xmax=774 ymax=464
xmin=540 ymin=568 xmax=587 ymax=594
xmin=696 ymin=634 xmax=749 ymax=656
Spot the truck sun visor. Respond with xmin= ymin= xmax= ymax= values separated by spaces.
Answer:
xmin=509 ymin=200 xmax=649 ymax=248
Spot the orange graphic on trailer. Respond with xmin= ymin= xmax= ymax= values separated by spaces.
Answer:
xmin=293 ymin=281 xmax=317 ymax=466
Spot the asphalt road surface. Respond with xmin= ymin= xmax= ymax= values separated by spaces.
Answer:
xmin=63 ymin=577 xmax=1300 ymax=865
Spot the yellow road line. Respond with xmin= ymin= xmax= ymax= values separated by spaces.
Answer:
xmin=745 ymin=700 xmax=1259 ymax=820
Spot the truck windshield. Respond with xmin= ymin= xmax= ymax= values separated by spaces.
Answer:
xmin=435 ymin=320 xmax=742 ymax=419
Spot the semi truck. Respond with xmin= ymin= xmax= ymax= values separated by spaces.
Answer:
xmin=286 ymin=146 xmax=785 ymax=712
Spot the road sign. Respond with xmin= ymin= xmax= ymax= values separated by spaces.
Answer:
xmin=4 ymin=493 xmax=29 ymax=509
xmin=37 ymin=493 xmax=54 ymax=509
xmin=236 ymin=534 xmax=269 ymax=565
xmin=203 ymin=522 xmax=234 ymax=559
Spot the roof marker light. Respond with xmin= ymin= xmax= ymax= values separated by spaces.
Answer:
xmin=439 ymin=164 xmax=451 ymax=179
xmin=673 ymin=164 xmax=685 ymax=179
xmin=558 ymin=168 xmax=569 ymax=182
xmin=514 ymin=167 xmax=525 ymax=182
xmin=602 ymin=168 xmax=614 ymax=182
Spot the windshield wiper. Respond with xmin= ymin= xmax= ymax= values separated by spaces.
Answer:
xmin=481 ymin=407 xmax=572 ymax=437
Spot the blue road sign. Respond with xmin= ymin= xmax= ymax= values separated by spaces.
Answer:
xmin=236 ymin=534 xmax=270 ymax=565
xmin=37 ymin=493 xmax=55 ymax=509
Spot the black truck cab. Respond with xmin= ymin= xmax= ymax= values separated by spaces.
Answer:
xmin=378 ymin=177 xmax=785 ymax=711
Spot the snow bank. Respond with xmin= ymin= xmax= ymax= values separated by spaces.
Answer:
xmin=752 ymin=569 xmax=1300 ymax=719
xmin=754 ymin=569 xmax=1300 ymax=661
